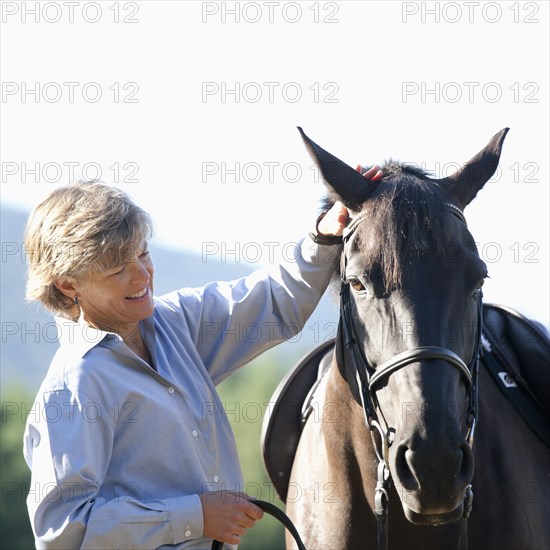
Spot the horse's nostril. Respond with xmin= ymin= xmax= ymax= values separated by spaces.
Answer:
xmin=394 ymin=444 xmax=418 ymax=490
xmin=394 ymin=439 xmax=474 ymax=495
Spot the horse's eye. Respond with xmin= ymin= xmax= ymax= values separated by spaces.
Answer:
xmin=349 ymin=278 xmax=366 ymax=292
xmin=475 ymin=277 xmax=486 ymax=291
xmin=473 ymin=278 xmax=485 ymax=298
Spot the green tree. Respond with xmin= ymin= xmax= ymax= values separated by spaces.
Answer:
xmin=1 ymin=386 xmax=35 ymax=549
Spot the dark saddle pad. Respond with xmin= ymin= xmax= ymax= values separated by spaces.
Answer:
xmin=261 ymin=304 xmax=550 ymax=503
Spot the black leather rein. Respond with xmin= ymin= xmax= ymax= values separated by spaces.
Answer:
xmin=211 ymin=499 xmax=306 ymax=550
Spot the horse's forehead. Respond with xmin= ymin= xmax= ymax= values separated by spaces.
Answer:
xmin=344 ymin=213 xmax=480 ymax=274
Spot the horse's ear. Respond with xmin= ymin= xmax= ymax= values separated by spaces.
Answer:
xmin=298 ymin=127 xmax=378 ymax=210
xmin=434 ymin=128 xmax=510 ymax=209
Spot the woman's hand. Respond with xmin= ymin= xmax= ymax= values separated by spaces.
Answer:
xmin=200 ymin=491 xmax=264 ymax=545
xmin=317 ymin=164 xmax=383 ymax=237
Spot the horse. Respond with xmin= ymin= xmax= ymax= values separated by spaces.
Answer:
xmin=278 ymin=128 xmax=550 ymax=550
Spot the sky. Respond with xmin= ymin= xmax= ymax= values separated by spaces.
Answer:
xmin=1 ymin=0 xmax=548 ymax=327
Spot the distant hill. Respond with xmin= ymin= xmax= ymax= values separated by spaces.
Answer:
xmin=1 ymin=207 xmax=339 ymax=395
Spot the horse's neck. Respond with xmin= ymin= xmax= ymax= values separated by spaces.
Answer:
xmin=324 ymin=360 xmax=379 ymax=495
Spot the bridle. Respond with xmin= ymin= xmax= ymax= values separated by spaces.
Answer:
xmin=214 ymin=204 xmax=482 ymax=550
xmin=337 ymin=204 xmax=483 ymax=550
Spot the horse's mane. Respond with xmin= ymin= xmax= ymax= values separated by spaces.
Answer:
xmin=327 ymin=161 xmax=453 ymax=292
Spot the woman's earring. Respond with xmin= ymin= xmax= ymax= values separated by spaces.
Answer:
xmin=74 ymin=296 xmax=79 ymax=306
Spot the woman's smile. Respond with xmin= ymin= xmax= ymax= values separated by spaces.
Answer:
xmin=126 ymin=286 xmax=149 ymax=300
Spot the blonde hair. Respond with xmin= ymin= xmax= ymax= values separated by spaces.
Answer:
xmin=24 ymin=182 xmax=153 ymax=319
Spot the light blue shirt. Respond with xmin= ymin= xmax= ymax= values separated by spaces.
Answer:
xmin=23 ymin=236 xmax=340 ymax=549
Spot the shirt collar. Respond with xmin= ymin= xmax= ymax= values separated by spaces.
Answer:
xmin=54 ymin=313 xmax=157 ymax=361
xmin=54 ymin=316 xmax=123 ymax=359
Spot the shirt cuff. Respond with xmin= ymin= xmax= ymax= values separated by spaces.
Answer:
xmin=165 ymin=494 xmax=204 ymax=543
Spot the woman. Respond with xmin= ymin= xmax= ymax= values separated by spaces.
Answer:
xmin=23 ymin=167 xmax=381 ymax=549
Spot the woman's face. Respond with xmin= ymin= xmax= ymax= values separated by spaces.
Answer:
xmin=72 ymin=241 xmax=155 ymax=335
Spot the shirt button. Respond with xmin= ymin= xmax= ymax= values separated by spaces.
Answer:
xmin=192 ymin=430 xmax=198 ymax=438
xmin=213 ymin=475 xmax=219 ymax=483
xmin=168 ymin=386 xmax=175 ymax=394
xmin=184 ymin=529 xmax=191 ymax=537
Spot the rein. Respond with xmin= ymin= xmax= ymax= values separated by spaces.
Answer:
xmin=338 ymin=204 xmax=482 ymax=550
xmin=211 ymin=499 xmax=306 ymax=550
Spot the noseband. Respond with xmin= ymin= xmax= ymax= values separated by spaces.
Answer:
xmin=337 ymin=204 xmax=482 ymax=550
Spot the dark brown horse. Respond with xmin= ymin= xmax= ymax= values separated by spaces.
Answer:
xmin=284 ymin=129 xmax=550 ymax=549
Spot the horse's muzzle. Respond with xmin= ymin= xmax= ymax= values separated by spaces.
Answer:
xmin=393 ymin=440 xmax=474 ymax=523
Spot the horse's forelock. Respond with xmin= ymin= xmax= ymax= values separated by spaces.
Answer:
xmin=327 ymin=162 xmax=452 ymax=292
xmin=378 ymin=160 xmax=432 ymax=180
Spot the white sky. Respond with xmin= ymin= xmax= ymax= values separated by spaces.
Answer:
xmin=1 ymin=1 xmax=548 ymax=327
